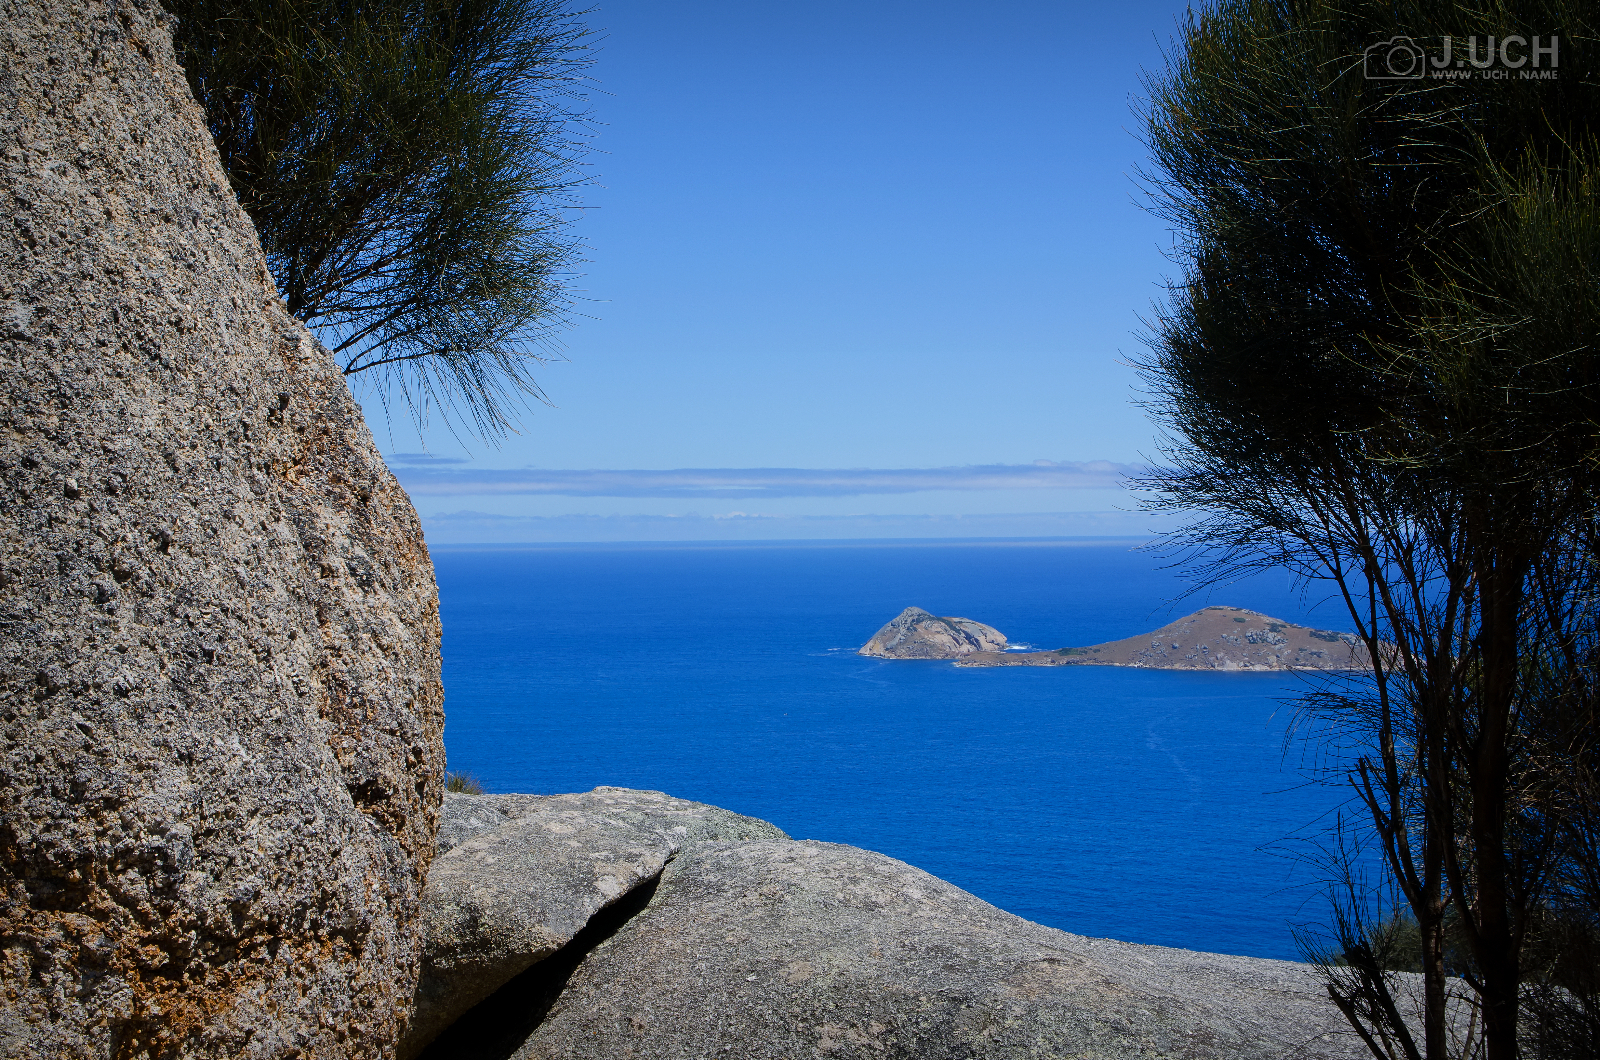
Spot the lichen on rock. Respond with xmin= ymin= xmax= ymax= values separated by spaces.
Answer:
xmin=0 ymin=2 xmax=445 ymax=1056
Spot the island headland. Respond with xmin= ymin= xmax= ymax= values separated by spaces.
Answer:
xmin=959 ymin=605 xmax=1369 ymax=670
xmin=859 ymin=604 xmax=1370 ymax=670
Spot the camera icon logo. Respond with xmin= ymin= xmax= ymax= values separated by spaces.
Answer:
xmin=1364 ymin=36 xmax=1427 ymax=79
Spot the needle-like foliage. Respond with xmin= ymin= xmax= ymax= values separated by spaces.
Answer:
xmin=1139 ymin=3 xmax=1600 ymax=1058
xmin=166 ymin=0 xmax=592 ymax=442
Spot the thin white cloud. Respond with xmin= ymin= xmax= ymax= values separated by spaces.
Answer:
xmin=390 ymin=461 xmax=1139 ymax=499
xmin=388 ymin=452 xmax=469 ymax=465
xmin=419 ymin=508 xmax=1182 ymax=545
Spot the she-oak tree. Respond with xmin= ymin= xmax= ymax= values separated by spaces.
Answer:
xmin=1140 ymin=2 xmax=1600 ymax=1058
xmin=166 ymin=0 xmax=593 ymax=442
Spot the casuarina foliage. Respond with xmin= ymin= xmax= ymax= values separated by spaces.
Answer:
xmin=1140 ymin=2 xmax=1600 ymax=1058
xmin=166 ymin=0 xmax=592 ymax=442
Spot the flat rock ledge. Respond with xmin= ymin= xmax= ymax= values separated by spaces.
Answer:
xmin=860 ymin=606 xmax=1008 ymax=658
xmin=415 ymin=789 xmax=1365 ymax=1060
xmin=403 ymin=788 xmax=786 ymax=1058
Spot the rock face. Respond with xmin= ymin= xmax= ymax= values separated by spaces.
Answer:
xmin=404 ymin=789 xmax=787 ymax=1059
xmin=958 ymin=606 xmax=1369 ymax=671
xmin=0 ymin=3 xmax=445 ymax=1057
xmin=859 ymin=606 xmax=1007 ymax=658
xmin=494 ymin=838 xmax=1364 ymax=1059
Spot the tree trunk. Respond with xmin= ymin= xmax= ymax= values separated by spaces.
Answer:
xmin=1422 ymin=912 xmax=1448 ymax=1060
xmin=1421 ymin=655 xmax=1456 ymax=1060
xmin=1472 ymin=548 xmax=1526 ymax=1060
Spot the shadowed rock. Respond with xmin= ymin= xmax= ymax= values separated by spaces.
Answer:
xmin=402 ymin=788 xmax=787 ymax=1058
xmin=502 ymin=839 xmax=1365 ymax=1059
xmin=0 ymin=2 xmax=444 ymax=1055
xmin=859 ymin=606 xmax=1007 ymax=658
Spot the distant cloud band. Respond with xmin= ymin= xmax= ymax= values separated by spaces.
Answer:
xmin=417 ymin=508 xmax=1181 ymax=545
xmin=389 ymin=460 xmax=1139 ymax=499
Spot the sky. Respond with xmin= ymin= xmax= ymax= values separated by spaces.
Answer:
xmin=354 ymin=0 xmax=1199 ymax=542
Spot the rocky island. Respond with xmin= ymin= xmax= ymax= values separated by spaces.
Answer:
xmin=957 ymin=605 xmax=1370 ymax=671
xmin=858 ymin=606 xmax=1008 ymax=658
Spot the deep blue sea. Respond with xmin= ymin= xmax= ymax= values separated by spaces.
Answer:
xmin=433 ymin=539 xmax=1359 ymax=962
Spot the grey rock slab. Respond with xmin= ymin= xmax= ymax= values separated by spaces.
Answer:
xmin=860 ymin=606 xmax=1007 ymax=658
xmin=435 ymin=792 xmax=550 ymax=855
xmin=403 ymin=788 xmax=786 ymax=1058
xmin=0 ymin=2 xmax=444 ymax=1056
xmin=510 ymin=840 xmax=1366 ymax=1060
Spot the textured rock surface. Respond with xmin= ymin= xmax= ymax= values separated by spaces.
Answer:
xmin=0 ymin=3 xmax=445 ymax=1057
xmin=959 ymin=605 xmax=1370 ymax=671
xmin=404 ymin=788 xmax=786 ymax=1058
xmin=508 ymin=840 xmax=1364 ymax=1060
xmin=859 ymin=606 xmax=1007 ymax=658
xmin=433 ymin=793 xmax=549 ymax=856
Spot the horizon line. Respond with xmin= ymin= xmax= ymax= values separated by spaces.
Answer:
xmin=389 ymin=459 xmax=1146 ymax=498
xmin=425 ymin=534 xmax=1158 ymax=552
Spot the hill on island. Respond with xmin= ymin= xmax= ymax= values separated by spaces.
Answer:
xmin=955 ymin=606 xmax=1369 ymax=671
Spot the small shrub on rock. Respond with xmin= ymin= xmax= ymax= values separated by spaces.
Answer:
xmin=445 ymin=771 xmax=486 ymax=795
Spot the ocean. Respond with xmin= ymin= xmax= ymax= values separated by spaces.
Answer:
xmin=433 ymin=538 xmax=1358 ymax=962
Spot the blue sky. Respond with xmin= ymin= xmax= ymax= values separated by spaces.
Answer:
xmin=355 ymin=0 xmax=1196 ymax=541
